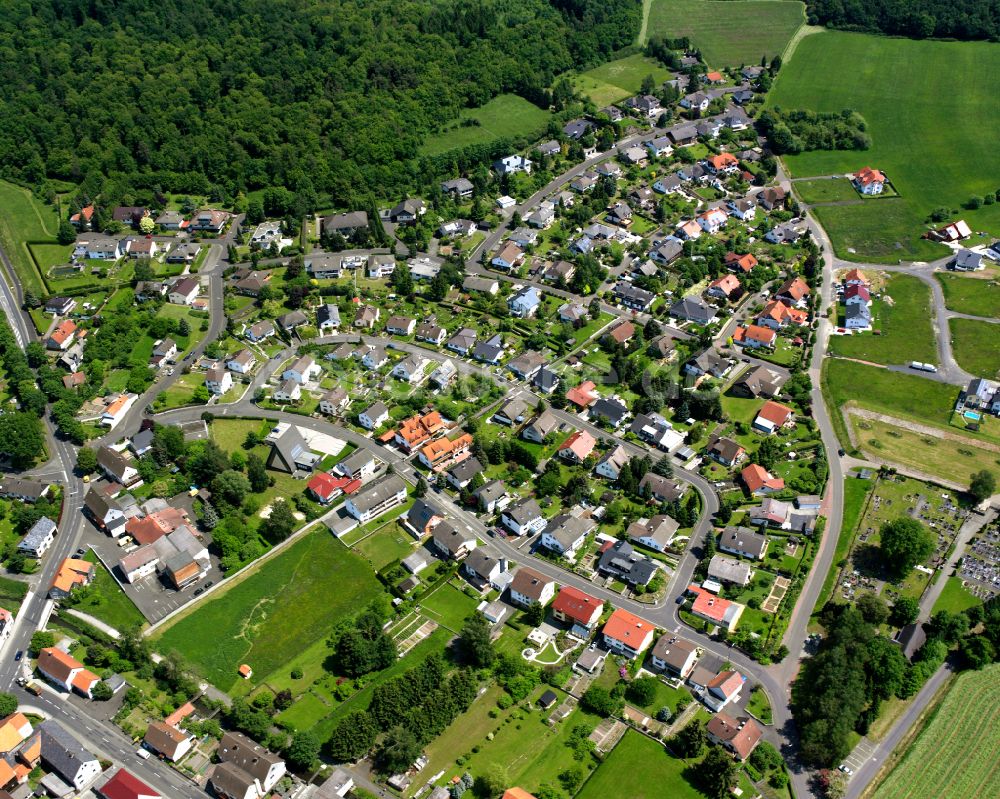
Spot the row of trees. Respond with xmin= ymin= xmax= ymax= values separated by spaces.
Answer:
xmin=0 ymin=318 xmax=47 ymax=467
xmin=807 ymin=0 xmax=1000 ymax=40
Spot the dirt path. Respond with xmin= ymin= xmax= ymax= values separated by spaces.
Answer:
xmin=636 ymin=0 xmax=653 ymax=45
xmin=780 ymin=23 xmax=824 ymax=64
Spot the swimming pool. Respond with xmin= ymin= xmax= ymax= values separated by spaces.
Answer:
xmin=964 ymin=410 xmax=981 ymax=421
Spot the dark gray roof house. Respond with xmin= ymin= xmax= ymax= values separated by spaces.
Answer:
xmin=670 ymin=296 xmax=717 ymax=324
xmin=267 ymin=426 xmax=319 ymax=473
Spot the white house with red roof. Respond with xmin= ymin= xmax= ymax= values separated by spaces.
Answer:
xmin=733 ymin=324 xmax=777 ymax=349
xmin=753 ymin=400 xmax=794 ymax=434
xmin=602 ymin=608 xmax=654 ymax=658
xmin=552 ymin=586 xmax=604 ymax=634
xmin=706 ymin=712 xmax=762 ymax=760
xmin=852 ymin=167 xmax=886 ymax=195
xmin=703 ymin=670 xmax=747 ymax=711
xmin=558 ymin=430 xmax=596 ymax=463
xmin=740 ymin=464 xmax=785 ymax=495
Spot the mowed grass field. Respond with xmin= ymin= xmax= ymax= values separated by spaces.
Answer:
xmin=0 ymin=180 xmax=60 ymax=296
xmin=793 ymin=177 xmax=860 ymax=204
xmin=936 ymin=272 xmax=1000 ymax=317
xmin=828 ymin=274 xmax=936 ymax=365
xmin=645 ymin=0 xmax=804 ymax=67
xmin=950 ymin=318 xmax=1000 ymax=379
xmin=420 ymin=94 xmax=552 ymax=156
xmin=872 ymin=663 xmax=1000 ymax=799
xmin=770 ymin=32 xmax=1000 ymax=262
xmin=573 ymin=54 xmax=674 ymax=106
xmin=848 ymin=415 xmax=1000 ymax=488
xmin=931 ymin=576 xmax=980 ymax=615
xmin=154 ymin=530 xmax=383 ymax=691
xmin=577 ymin=730 xmax=703 ymax=799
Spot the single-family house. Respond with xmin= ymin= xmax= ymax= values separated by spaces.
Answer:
xmin=143 ymin=721 xmax=194 ymax=762
xmin=708 ymin=554 xmax=752 ymax=586
xmin=753 ymin=400 xmax=794 ymax=434
xmin=719 ymin=526 xmax=768 ymax=559
xmin=670 ymin=296 xmax=717 ymax=325
xmin=706 ymin=712 xmax=762 ymax=760
xmin=687 ymin=585 xmax=744 ymax=634
xmin=167 ymin=277 xmax=200 ymax=306
xmin=552 ymin=587 xmax=603 ymax=635
xmin=852 ymin=167 xmax=886 ymax=195
xmin=733 ymin=324 xmax=777 ymax=350
xmin=500 ymin=498 xmax=546 ymax=536
xmin=638 ymin=472 xmax=686 ymax=503
xmin=558 ymin=430 xmax=596 ymax=463
xmin=204 ymin=368 xmax=232 ymax=395
xmin=493 ymin=155 xmax=532 ymax=175
xmin=705 ymin=437 xmax=747 ymax=468
xmin=46 ymin=319 xmax=77 ymax=351
xmin=707 ymin=274 xmax=741 ymax=301
xmin=318 ymin=387 xmax=349 ymax=416
xmin=226 ymin=349 xmax=256 ymax=375
xmin=602 ymin=608 xmax=654 ymax=658
xmin=731 ymin=366 xmax=786 ymax=399
xmin=441 ymin=178 xmax=474 ymax=199
xmin=651 ymin=635 xmax=698 ymax=677
xmin=392 ymin=354 xmax=429 ymax=384
xmin=473 ymin=479 xmax=509 ymax=513
xmin=492 ymin=242 xmax=524 ymax=271
xmin=508 ymin=286 xmax=541 ymax=318
xmin=539 ymin=514 xmax=593 ymax=558
xmin=627 ymin=515 xmax=679 ymax=553
xmin=595 ymin=444 xmax=631 ymax=480
xmin=245 ymin=320 xmax=275 ymax=342
xmin=509 ymin=568 xmax=555 ymax=607
xmin=431 ymin=521 xmax=477 ymax=560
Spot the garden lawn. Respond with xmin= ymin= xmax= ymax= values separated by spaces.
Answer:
xmin=848 ymin=416 xmax=998 ymax=489
xmin=949 ymin=318 xmax=1000 ymax=379
xmin=0 ymin=575 xmax=29 ymax=612
xmin=70 ymin=552 xmax=145 ymax=632
xmin=793 ymin=177 xmax=859 ymax=204
xmin=872 ymin=663 xmax=1000 ymax=799
xmin=771 ymin=31 xmax=1000 ymax=262
xmin=931 ymin=576 xmax=980 ymax=615
xmin=936 ymin=272 xmax=1000 ymax=317
xmin=154 ymin=530 xmax=384 ymax=691
xmin=645 ymin=0 xmax=804 ymax=67
xmin=573 ymin=54 xmax=674 ymax=106
xmin=0 ymin=180 xmax=60 ymax=296
xmin=417 ymin=582 xmax=479 ymax=632
xmin=420 ymin=94 xmax=552 ymax=156
xmin=829 ymin=274 xmax=937 ymax=365
xmin=577 ymin=729 xmax=704 ymax=799
xmin=746 ymin=686 xmax=772 ymax=724
xmin=210 ymin=419 xmax=272 ymax=454
xmin=351 ymin=522 xmax=416 ymax=571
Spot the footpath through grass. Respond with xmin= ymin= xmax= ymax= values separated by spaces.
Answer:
xmin=771 ymin=31 xmax=1000 ymax=262
xmin=828 ymin=274 xmax=937 ymax=365
xmin=154 ymin=530 xmax=383 ymax=691
xmin=872 ymin=663 xmax=1000 ymax=799
xmin=645 ymin=0 xmax=804 ymax=67
xmin=420 ymin=94 xmax=552 ymax=156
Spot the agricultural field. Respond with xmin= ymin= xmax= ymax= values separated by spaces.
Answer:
xmin=792 ymin=177 xmax=859 ymax=205
xmin=577 ymin=729 xmax=703 ymax=799
xmin=949 ymin=318 xmax=1000 ymax=379
xmin=154 ymin=530 xmax=383 ymax=691
xmin=829 ymin=274 xmax=937 ymax=365
xmin=420 ymin=94 xmax=553 ymax=156
xmin=644 ymin=0 xmax=804 ymax=67
xmin=771 ymin=31 xmax=1000 ymax=262
xmin=872 ymin=663 xmax=1000 ymax=799
xmin=0 ymin=179 xmax=60 ymax=296
xmin=936 ymin=272 xmax=1000 ymax=318
xmin=572 ymin=53 xmax=673 ymax=107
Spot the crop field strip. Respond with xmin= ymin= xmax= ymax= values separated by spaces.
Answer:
xmin=872 ymin=664 xmax=1000 ymax=799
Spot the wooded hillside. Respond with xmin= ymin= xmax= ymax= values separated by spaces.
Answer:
xmin=808 ymin=0 xmax=1000 ymax=40
xmin=0 ymin=0 xmax=640 ymax=207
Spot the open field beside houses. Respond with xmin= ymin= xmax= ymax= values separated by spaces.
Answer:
xmin=420 ymin=94 xmax=553 ymax=156
xmin=153 ymin=530 xmax=383 ymax=691
xmin=829 ymin=274 xmax=937 ymax=365
xmin=0 ymin=179 xmax=60 ymax=296
xmin=936 ymin=272 xmax=1000 ymax=318
xmin=848 ymin=415 xmax=1000 ymax=489
xmin=644 ymin=0 xmax=804 ymax=67
xmin=771 ymin=31 xmax=1000 ymax=262
xmin=572 ymin=53 xmax=674 ymax=106
xmin=871 ymin=663 xmax=1000 ymax=799
xmin=793 ymin=177 xmax=859 ymax=205
xmin=949 ymin=318 xmax=1000 ymax=379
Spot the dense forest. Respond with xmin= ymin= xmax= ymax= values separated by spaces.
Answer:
xmin=0 ymin=0 xmax=640 ymax=209
xmin=808 ymin=0 xmax=1000 ymax=40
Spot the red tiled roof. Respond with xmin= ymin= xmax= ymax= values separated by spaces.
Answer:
xmin=603 ymin=608 xmax=654 ymax=645
xmin=726 ymin=252 xmax=757 ymax=273
xmin=740 ymin=464 xmax=785 ymax=493
xmin=98 ymin=768 xmax=161 ymax=799
xmin=853 ymin=167 xmax=886 ymax=186
xmin=756 ymin=400 xmax=793 ymax=427
xmin=552 ymin=586 xmax=603 ymax=625
xmin=688 ymin=584 xmax=738 ymax=623
xmin=566 ymin=380 xmax=599 ymax=408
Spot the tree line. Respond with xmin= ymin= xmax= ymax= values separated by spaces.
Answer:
xmin=807 ymin=0 xmax=1000 ymax=41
